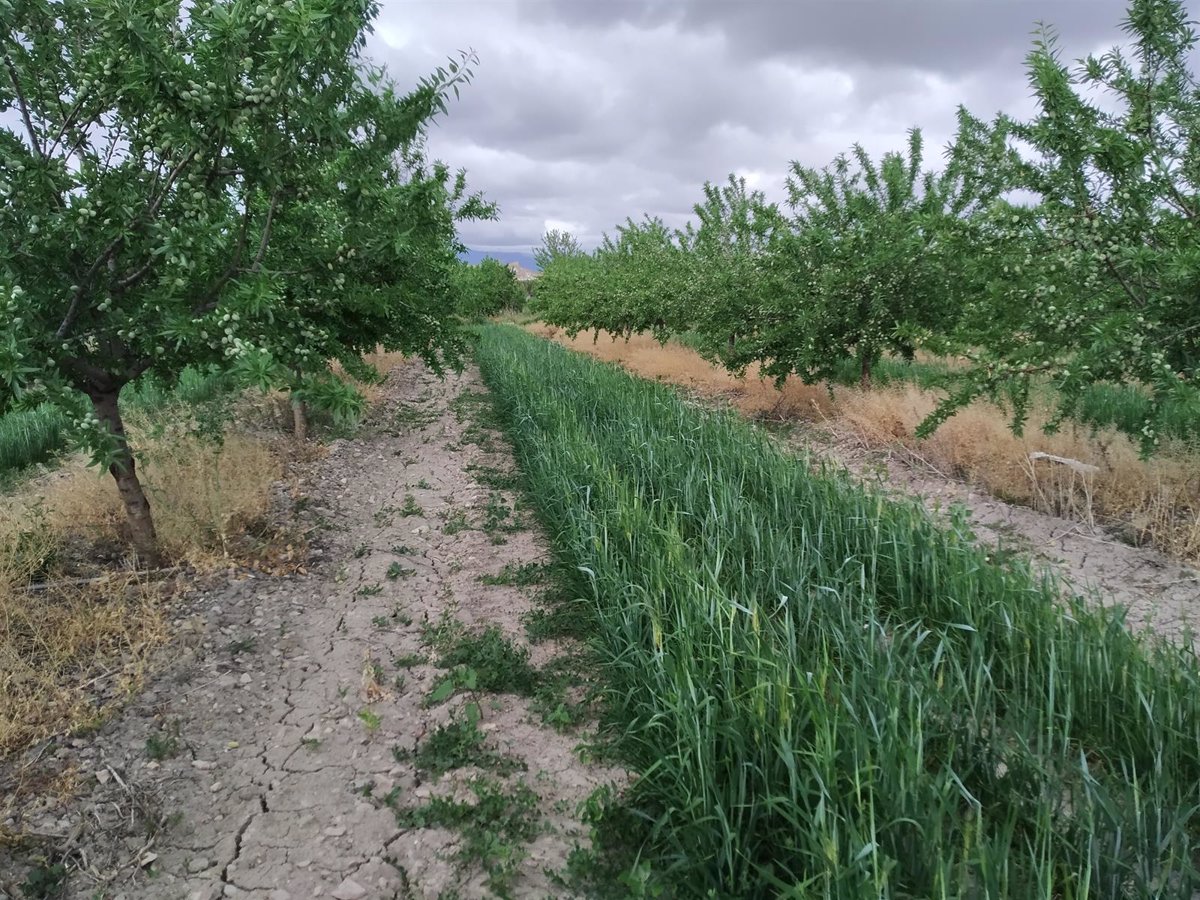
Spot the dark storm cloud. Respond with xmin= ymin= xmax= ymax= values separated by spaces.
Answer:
xmin=529 ymin=0 xmax=1132 ymax=73
xmin=369 ymin=0 xmax=1139 ymax=256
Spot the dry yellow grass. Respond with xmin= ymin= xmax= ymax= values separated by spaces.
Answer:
xmin=529 ymin=325 xmax=838 ymax=419
xmin=838 ymin=386 xmax=1200 ymax=561
xmin=0 ymin=414 xmax=284 ymax=758
xmin=55 ymin=432 xmax=282 ymax=565
xmin=532 ymin=327 xmax=1200 ymax=564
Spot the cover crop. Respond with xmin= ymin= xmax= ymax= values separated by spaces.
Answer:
xmin=477 ymin=325 xmax=1200 ymax=899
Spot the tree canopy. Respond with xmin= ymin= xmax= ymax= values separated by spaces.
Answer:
xmin=1 ymin=0 xmax=488 ymax=562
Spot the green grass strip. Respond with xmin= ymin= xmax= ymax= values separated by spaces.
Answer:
xmin=475 ymin=324 xmax=1200 ymax=899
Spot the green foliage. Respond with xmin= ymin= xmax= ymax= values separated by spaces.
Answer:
xmin=385 ymin=561 xmax=414 ymax=580
xmin=394 ymin=702 xmax=525 ymax=777
xmin=0 ymin=403 xmax=65 ymax=474
xmin=532 ymin=216 xmax=690 ymax=342
xmin=479 ymin=561 xmax=548 ymax=586
xmin=676 ymin=176 xmax=783 ymax=369
xmin=531 ymin=143 xmax=970 ymax=391
xmin=19 ymin=861 xmax=67 ymax=899
xmin=477 ymin=324 xmax=1200 ymax=897
xmin=762 ymin=131 xmax=967 ymax=386
xmin=357 ymin=708 xmax=382 ymax=730
xmin=933 ymin=0 xmax=1200 ymax=451
xmin=453 ymin=258 xmax=525 ymax=320
xmin=437 ymin=626 xmax=539 ymax=695
xmin=532 ymin=228 xmax=583 ymax=270
xmin=0 ymin=0 xmax=489 ymax=557
xmin=388 ymin=776 xmax=542 ymax=896
xmin=145 ymin=720 xmax=183 ymax=760
xmin=530 ymin=0 xmax=1200 ymax=456
xmin=0 ymin=365 xmax=233 ymax=477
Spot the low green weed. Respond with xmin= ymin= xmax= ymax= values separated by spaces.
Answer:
xmin=388 ymin=777 xmax=542 ymax=896
xmin=394 ymin=703 xmax=525 ymax=777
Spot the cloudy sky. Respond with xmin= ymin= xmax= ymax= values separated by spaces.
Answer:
xmin=368 ymin=0 xmax=1135 ymax=258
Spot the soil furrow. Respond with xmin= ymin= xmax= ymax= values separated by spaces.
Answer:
xmin=0 ymin=360 xmax=621 ymax=899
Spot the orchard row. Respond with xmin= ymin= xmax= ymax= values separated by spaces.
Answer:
xmin=532 ymin=0 xmax=1200 ymax=455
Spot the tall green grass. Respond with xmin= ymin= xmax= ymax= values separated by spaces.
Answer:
xmin=1072 ymin=382 xmax=1200 ymax=444
xmin=0 ymin=367 xmax=233 ymax=479
xmin=476 ymin=325 xmax=1200 ymax=898
xmin=0 ymin=404 xmax=69 ymax=474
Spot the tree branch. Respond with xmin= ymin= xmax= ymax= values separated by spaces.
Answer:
xmin=192 ymin=189 xmax=282 ymax=318
xmin=3 ymin=50 xmax=44 ymax=159
xmin=1103 ymin=254 xmax=1146 ymax=309
xmin=114 ymin=256 xmax=156 ymax=294
xmin=250 ymin=190 xmax=281 ymax=273
xmin=59 ymin=355 xmax=118 ymax=392
xmin=55 ymin=235 xmax=124 ymax=340
xmin=57 ymin=151 xmax=197 ymax=340
xmin=45 ymin=92 xmax=93 ymax=157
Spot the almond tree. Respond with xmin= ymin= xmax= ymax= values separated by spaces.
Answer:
xmin=682 ymin=175 xmax=784 ymax=370
xmin=936 ymin=0 xmax=1200 ymax=451
xmin=532 ymin=228 xmax=583 ymax=269
xmin=453 ymin=257 xmax=524 ymax=321
xmin=232 ymin=81 xmax=496 ymax=439
xmin=0 ymin=0 xmax=473 ymax=564
xmin=765 ymin=130 xmax=965 ymax=388
xmin=533 ymin=217 xmax=691 ymax=340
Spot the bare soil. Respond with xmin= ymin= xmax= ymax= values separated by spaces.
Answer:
xmin=0 ymin=361 xmax=621 ymax=899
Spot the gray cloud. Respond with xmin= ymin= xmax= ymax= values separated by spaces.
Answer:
xmin=368 ymin=0 xmax=1138 ymax=256
xmin=531 ymin=0 xmax=1131 ymax=72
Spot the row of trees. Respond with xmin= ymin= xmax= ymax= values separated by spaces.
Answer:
xmin=533 ymin=0 xmax=1200 ymax=453
xmin=1 ymin=0 xmax=490 ymax=564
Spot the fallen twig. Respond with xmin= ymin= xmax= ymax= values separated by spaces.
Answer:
xmin=23 ymin=566 xmax=185 ymax=594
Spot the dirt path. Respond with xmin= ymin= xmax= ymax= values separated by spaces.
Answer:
xmin=1 ymin=361 xmax=620 ymax=899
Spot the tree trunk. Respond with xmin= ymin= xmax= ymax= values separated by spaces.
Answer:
xmin=292 ymin=395 xmax=309 ymax=443
xmin=88 ymin=388 xmax=162 ymax=568
xmin=859 ymin=352 xmax=873 ymax=390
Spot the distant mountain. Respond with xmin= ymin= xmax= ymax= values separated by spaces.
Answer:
xmin=461 ymin=249 xmax=540 ymax=271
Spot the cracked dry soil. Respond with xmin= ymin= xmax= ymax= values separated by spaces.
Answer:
xmin=1 ymin=360 xmax=623 ymax=899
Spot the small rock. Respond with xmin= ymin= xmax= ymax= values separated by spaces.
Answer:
xmin=269 ymin=891 xmax=291 ymax=900
xmin=95 ymin=769 xmax=111 ymax=785
xmin=323 ymin=824 xmax=347 ymax=837
xmin=192 ymin=760 xmax=216 ymax=770
xmin=210 ymin=781 xmax=223 ymax=792
xmin=331 ymin=879 xmax=367 ymax=900
xmin=239 ymin=673 xmax=253 ymax=685
xmin=186 ymin=857 xmax=212 ymax=874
